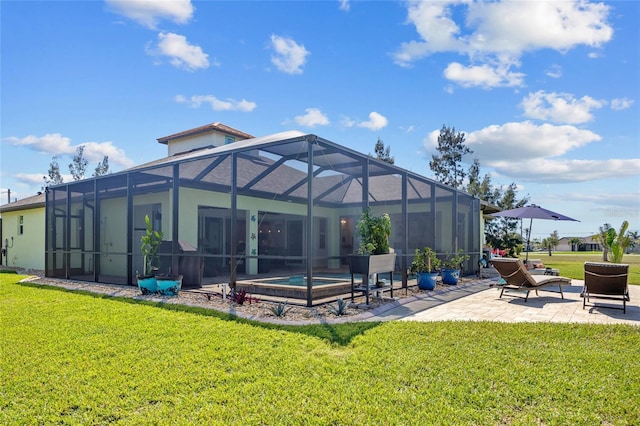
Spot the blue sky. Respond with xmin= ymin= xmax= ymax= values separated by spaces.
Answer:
xmin=2 ymin=0 xmax=639 ymax=241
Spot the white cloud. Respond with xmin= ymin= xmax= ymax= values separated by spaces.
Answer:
xmin=175 ymin=94 xmax=256 ymax=112
xmin=357 ymin=112 xmax=389 ymax=131
xmin=394 ymin=1 xmax=613 ymax=88
xmin=339 ymin=0 xmax=350 ymax=12
xmin=4 ymin=133 xmax=74 ymax=155
xmin=461 ymin=121 xmax=601 ymax=162
xmin=549 ymin=191 xmax=640 ymax=209
xmin=148 ymin=32 xmax=209 ymax=71
xmin=270 ymin=35 xmax=309 ymax=75
xmin=444 ymin=62 xmax=524 ymax=89
xmin=520 ymin=91 xmax=605 ymax=124
xmin=424 ymin=121 xmax=638 ymax=183
xmin=340 ymin=116 xmax=356 ymax=128
xmin=4 ymin=133 xmax=134 ymax=169
xmin=75 ymin=141 xmax=135 ymax=168
xmin=610 ymin=98 xmax=634 ymax=110
xmin=491 ymin=158 xmax=640 ymax=183
xmin=341 ymin=112 xmax=389 ymax=130
xmin=295 ymin=108 xmax=330 ymax=127
xmin=15 ymin=173 xmax=62 ymax=187
xmin=545 ymin=64 xmax=562 ymax=79
xmin=106 ymin=0 xmax=194 ymax=29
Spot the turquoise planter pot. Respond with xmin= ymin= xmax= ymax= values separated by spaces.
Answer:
xmin=137 ymin=275 xmax=157 ymax=294
xmin=156 ymin=275 xmax=183 ymax=296
xmin=441 ymin=269 xmax=460 ymax=285
xmin=417 ymin=272 xmax=439 ymax=290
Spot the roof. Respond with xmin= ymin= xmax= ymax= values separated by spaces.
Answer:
xmin=156 ymin=122 xmax=255 ymax=145
xmin=50 ymin=129 xmax=483 ymax=209
xmin=129 ymin=130 xmax=308 ymax=171
xmin=0 ymin=192 xmax=46 ymax=213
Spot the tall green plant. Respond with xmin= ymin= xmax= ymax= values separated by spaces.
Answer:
xmin=606 ymin=221 xmax=631 ymax=263
xmin=411 ymin=247 xmax=441 ymax=273
xmin=355 ymin=209 xmax=391 ymax=255
xmin=140 ymin=214 xmax=163 ymax=276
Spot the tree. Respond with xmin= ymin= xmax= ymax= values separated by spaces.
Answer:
xmin=466 ymin=158 xmax=497 ymax=202
xmin=69 ymin=146 xmax=88 ymax=181
xmin=569 ymin=237 xmax=583 ymax=252
xmin=429 ymin=125 xmax=472 ymax=189
xmin=93 ymin=156 xmax=110 ymax=176
xmin=43 ymin=156 xmax=64 ymax=186
xmin=373 ymin=138 xmax=394 ymax=164
xmin=596 ymin=223 xmax=613 ymax=261
xmin=484 ymin=182 xmax=530 ymax=256
xmin=606 ymin=221 xmax=632 ymax=263
xmin=465 ymin=157 xmax=530 ymax=256
xmin=544 ymin=231 xmax=560 ymax=256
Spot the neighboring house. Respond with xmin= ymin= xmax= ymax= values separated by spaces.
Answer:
xmin=556 ymin=236 xmax=602 ymax=252
xmin=0 ymin=192 xmax=46 ymax=271
xmin=5 ymin=122 xmax=487 ymax=306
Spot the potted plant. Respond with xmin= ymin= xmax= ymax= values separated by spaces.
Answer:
xmin=410 ymin=247 xmax=441 ymax=290
xmin=156 ymin=271 xmax=183 ymax=296
xmin=348 ymin=209 xmax=396 ymax=277
xmin=137 ymin=214 xmax=163 ymax=294
xmin=441 ymin=249 xmax=470 ymax=285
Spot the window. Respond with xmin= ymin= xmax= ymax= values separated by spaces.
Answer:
xmin=18 ymin=215 xmax=24 ymax=235
xmin=225 ymin=135 xmax=236 ymax=145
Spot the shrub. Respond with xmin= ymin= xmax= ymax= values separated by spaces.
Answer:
xmin=269 ymin=301 xmax=292 ymax=318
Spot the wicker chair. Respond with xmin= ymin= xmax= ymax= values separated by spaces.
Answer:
xmin=490 ymin=258 xmax=571 ymax=301
xmin=582 ymin=262 xmax=630 ymax=313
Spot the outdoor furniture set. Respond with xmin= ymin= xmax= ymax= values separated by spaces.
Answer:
xmin=491 ymin=258 xmax=631 ymax=314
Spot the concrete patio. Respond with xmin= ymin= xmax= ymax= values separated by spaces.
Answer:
xmin=386 ymin=280 xmax=640 ymax=325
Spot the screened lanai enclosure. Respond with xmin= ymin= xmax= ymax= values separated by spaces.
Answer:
xmin=45 ymin=131 xmax=482 ymax=306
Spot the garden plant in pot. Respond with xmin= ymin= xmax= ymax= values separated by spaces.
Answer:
xmin=155 ymin=271 xmax=183 ymax=296
xmin=137 ymin=214 xmax=163 ymax=295
xmin=411 ymin=247 xmax=441 ymax=290
xmin=349 ymin=209 xmax=396 ymax=281
xmin=441 ymin=249 xmax=470 ymax=285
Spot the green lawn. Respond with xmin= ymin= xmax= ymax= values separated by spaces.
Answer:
xmin=518 ymin=252 xmax=640 ymax=284
xmin=2 ymin=274 xmax=639 ymax=425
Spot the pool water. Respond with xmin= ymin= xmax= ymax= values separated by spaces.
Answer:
xmin=257 ymin=276 xmax=346 ymax=287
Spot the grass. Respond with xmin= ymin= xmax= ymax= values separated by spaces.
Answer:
xmin=519 ymin=252 xmax=640 ymax=284
xmin=2 ymin=271 xmax=639 ymax=425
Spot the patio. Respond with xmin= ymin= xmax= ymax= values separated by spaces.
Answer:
xmin=391 ymin=280 xmax=640 ymax=325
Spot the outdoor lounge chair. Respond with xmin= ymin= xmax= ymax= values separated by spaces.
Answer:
xmin=582 ymin=262 xmax=630 ymax=313
xmin=490 ymin=258 xmax=571 ymax=301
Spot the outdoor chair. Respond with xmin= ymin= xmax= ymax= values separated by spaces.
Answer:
xmin=490 ymin=258 xmax=571 ymax=301
xmin=582 ymin=262 xmax=630 ymax=313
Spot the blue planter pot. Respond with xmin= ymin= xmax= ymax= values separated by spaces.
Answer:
xmin=156 ymin=275 xmax=183 ymax=296
xmin=137 ymin=275 xmax=157 ymax=294
xmin=441 ymin=269 xmax=460 ymax=285
xmin=417 ymin=272 xmax=439 ymax=290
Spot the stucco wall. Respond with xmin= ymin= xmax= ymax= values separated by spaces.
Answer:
xmin=1 ymin=207 xmax=45 ymax=271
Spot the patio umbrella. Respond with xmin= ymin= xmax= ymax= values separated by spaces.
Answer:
xmin=490 ymin=204 xmax=579 ymax=261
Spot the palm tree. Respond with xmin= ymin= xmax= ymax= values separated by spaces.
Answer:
xmin=569 ymin=237 xmax=583 ymax=252
xmin=596 ymin=223 xmax=613 ymax=261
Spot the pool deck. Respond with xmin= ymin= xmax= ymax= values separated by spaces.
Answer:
xmin=362 ymin=278 xmax=640 ymax=326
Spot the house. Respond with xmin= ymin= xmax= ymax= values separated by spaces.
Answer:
xmin=4 ymin=122 xmax=486 ymax=306
xmin=556 ymin=236 xmax=602 ymax=252
xmin=0 ymin=192 xmax=46 ymax=271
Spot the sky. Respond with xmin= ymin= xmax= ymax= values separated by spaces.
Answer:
xmin=1 ymin=0 xmax=639 ymax=242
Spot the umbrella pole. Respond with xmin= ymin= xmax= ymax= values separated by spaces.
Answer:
xmin=525 ymin=217 xmax=533 ymax=263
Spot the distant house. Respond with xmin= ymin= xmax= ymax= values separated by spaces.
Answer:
xmin=4 ymin=122 xmax=490 ymax=306
xmin=556 ymin=236 xmax=601 ymax=252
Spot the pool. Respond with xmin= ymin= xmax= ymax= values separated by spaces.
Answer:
xmin=236 ymin=275 xmax=352 ymax=301
xmin=254 ymin=276 xmax=345 ymax=287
